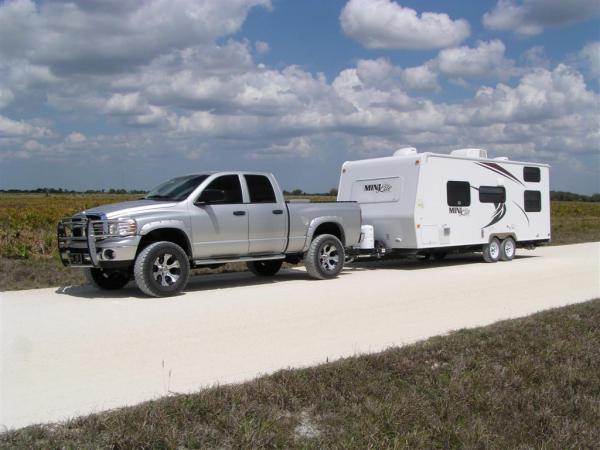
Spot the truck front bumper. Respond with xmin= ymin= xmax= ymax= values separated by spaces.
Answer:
xmin=58 ymin=217 xmax=139 ymax=268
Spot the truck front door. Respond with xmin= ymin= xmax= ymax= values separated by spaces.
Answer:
xmin=244 ymin=174 xmax=287 ymax=255
xmin=190 ymin=174 xmax=249 ymax=258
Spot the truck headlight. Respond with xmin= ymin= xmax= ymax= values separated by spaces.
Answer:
xmin=108 ymin=218 xmax=137 ymax=237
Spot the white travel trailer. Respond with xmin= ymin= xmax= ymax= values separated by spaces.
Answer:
xmin=337 ymin=148 xmax=550 ymax=262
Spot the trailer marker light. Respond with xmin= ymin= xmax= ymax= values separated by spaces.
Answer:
xmin=416 ymin=224 xmax=421 ymax=228
xmin=415 ymin=159 xmax=420 ymax=165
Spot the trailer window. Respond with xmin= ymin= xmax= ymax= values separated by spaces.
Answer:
xmin=524 ymin=190 xmax=542 ymax=212
xmin=447 ymin=181 xmax=471 ymax=206
xmin=523 ymin=167 xmax=541 ymax=182
xmin=245 ymin=175 xmax=276 ymax=203
xmin=479 ymin=186 xmax=506 ymax=203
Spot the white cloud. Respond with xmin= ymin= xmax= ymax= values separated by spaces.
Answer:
xmin=255 ymin=41 xmax=270 ymax=55
xmin=66 ymin=132 xmax=86 ymax=144
xmin=483 ymin=0 xmax=600 ymax=36
xmin=340 ymin=0 xmax=470 ymax=49
xmin=0 ymin=115 xmax=53 ymax=138
xmin=400 ymin=65 xmax=439 ymax=92
xmin=0 ymin=0 xmax=271 ymax=75
xmin=0 ymin=88 xmax=14 ymax=109
xmin=251 ymin=137 xmax=314 ymax=159
xmin=579 ymin=41 xmax=600 ymax=79
xmin=435 ymin=40 xmax=519 ymax=80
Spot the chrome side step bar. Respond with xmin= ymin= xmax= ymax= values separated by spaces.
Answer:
xmin=192 ymin=254 xmax=285 ymax=266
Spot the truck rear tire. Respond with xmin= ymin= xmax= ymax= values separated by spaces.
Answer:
xmin=134 ymin=241 xmax=190 ymax=297
xmin=247 ymin=260 xmax=283 ymax=276
xmin=84 ymin=268 xmax=130 ymax=290
xmin=500 ymin=237 xmax=516 ymax=261
xmin=304 ymin=234 xmax=345 ymax=280
xmin=482 ymin=238 xmax=501 ymax=263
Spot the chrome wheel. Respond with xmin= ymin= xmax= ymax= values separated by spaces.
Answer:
xmin=504 ymin=240 xmax=514 ymax=258
xmin=318 ymin=242 xmax=339 ymax=273
xmin=152 ymin=253 xmax=181 ymax=287
xmin=489 ymin=241 xmax=499 ymax=260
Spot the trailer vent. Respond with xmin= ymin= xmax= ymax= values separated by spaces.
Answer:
xmin=451 ymin=148 xmax=488 ymax=159
xmin=393 ymin=147 xmax=417 ymax=157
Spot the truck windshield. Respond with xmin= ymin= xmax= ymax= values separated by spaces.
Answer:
xmin=145 ymin=175 xmax=209 ymax=201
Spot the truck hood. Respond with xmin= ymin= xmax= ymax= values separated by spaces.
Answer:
xmin=83 ymin=200 xmax=179 ymax=219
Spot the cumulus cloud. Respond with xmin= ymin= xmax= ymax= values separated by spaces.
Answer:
xmin=340 ymin=0 xmax=470 ymax=49
xmin=66 ymin=132 xmax=86 ymax=144
xmin=0 ymin=0 xmax=271 ymax=75
xmin=0 ymin=115 xmax=53 ymax=138
xmin=483 ymin=0 xmax=600 ymax=36
xmin=0 ymin=88 xmax=14 ymax=109
xmin=255 ymin=41 xmax=270 ymax=55
xmin=578 ymin=42 xmax=600 ymax=79
xmin=434 ymin=40 xmax=519 ymax=80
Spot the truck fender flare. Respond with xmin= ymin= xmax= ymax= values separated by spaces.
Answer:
xmin=303 ymin=216 xmax=346 ymax=252
xmin=138 ymin=220 xmax=193 ymax=256
xmin=139 ymin=220 xmax=189 ymax=236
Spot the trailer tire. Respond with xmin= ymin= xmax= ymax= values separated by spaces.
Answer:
xmin=482 ymin=238 xmax=501 ymax=263
xmin=84 ymin=268 xmax=130 ymax=290
xmin=134 ymin=241 xmax=190 ymax=297
xmin=500 ymin=237 xmax=516 ymax=261
xmin=304 ymin=234 xmax=345 ymax=280
xmin=247 ymin=260 xmax=283 ymax=276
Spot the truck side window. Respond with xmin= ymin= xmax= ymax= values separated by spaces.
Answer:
xmin=523 ymin=167 xmax=540 ymax=182
xmin=198 ymin=175 xmax=242 ymax=204
xmin=524 ymin=190 xmax=541 ymax=212
xmin=245 ymin=175 xmax=276 ymax=203
xmin=447 ymin=181 xmax=471 ymax=206
xmin=479 ymin=186 xmax=506 ymax=203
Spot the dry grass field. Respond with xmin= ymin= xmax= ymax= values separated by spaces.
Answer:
xmin=2 ymin=299 xmax=598 ymax=448
xmin=1 ymin=193 xmax=599 ymax=290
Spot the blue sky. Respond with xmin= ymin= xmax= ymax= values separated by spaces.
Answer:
xmin=0 ymin=0 xmax=599 ymax=193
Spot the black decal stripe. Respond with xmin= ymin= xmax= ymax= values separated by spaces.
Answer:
xmin=476 ymin=162 xmax=525 ymax=186
xmin=513 ymin=201 xmax=530 ymax=226
xmin=482 ymin=203 xmax=507 ymax=229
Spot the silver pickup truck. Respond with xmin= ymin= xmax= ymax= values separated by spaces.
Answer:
xmin=58 ymin=172 xmax=361 ymax=296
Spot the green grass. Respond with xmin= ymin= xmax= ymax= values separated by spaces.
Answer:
xmin=1 ymin=194 xmax=598 ymax=291
xmin=2 ymin=299 xmax=599 ymax=449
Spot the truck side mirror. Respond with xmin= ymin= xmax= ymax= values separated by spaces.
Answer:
xmin=195 ymin=189 xmax=226 ymax=206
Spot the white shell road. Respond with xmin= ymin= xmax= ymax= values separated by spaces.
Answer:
xmin=1 ymin=242 xmax=599 ymax=430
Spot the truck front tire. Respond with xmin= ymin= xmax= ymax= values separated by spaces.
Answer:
xmin=84 ymin=268 xmax=130 ymax=290
xmin=247 ymin=260 xmax=283 ymax=276
xmin=134 ymin=241 xmax=190 ymax=297
xmin=304 ymin=234 xmax=345 ymax=280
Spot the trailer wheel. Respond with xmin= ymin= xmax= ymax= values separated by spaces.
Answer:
xmin=84 ymin=268 xmax=130 ymax=290
xmin=134 ymin=241 xmax=190 ymax=297
xmin=247 ymin=260 xmax=283 ymax=276
xmin=304 ymin=234 xmax=345 ymax=279
xmin=482 ymin=238 xmax=501 ymax=263
xmin=500 ymin=237 xmax=516 ymax=261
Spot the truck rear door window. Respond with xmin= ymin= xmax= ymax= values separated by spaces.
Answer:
xmin=523 ymin=166 xmax=541 ymax=182
xmin=447 ymin=181 xmax=471 ymax=206
xmin=245 ymin=175 xmax=276 ymax=203
xmin=479 ymin=186 xmax=506 ymax=203
xmin=524 ymin=190 xmax=541 ymax=212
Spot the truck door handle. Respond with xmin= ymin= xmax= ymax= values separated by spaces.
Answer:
xmin=233 ymin=210 xmax=246 ymax=216
xmin=272 ymin=209 xmax=283 ymax=215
